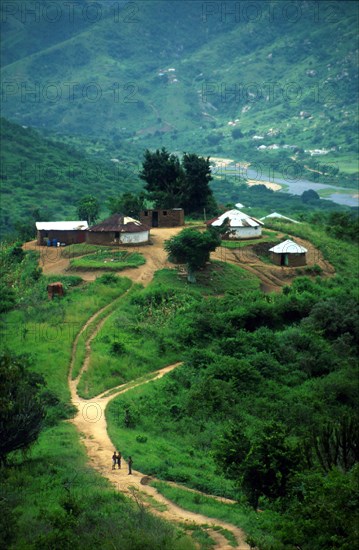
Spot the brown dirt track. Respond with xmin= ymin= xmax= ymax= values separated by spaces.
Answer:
xmin=23 ymin=227 xmax=334 ymax=548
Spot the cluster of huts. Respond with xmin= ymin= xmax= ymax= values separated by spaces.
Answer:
xmin=36 ymin=208 xmax=185 ymax=247
xmin=37 ymin=206 xmax=307 ymax=267
xmin=206 ymin=208 xmax=307 ymax=267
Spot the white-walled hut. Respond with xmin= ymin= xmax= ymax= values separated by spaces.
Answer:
xmin=36 ymin=221 xmax=88 ymax=245
xmin=269 ymin=239 xmax=307 ymax=267
xmin=207 ymin=209 xmax=263 ymax=240
xmin=86 ymin=213 xmax=150 ymax=245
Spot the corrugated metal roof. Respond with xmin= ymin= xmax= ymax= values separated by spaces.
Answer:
xmin=36 ymin=221 xmax=88 ymax=230
xmin=88 ymin=213 xmax=149 ymax=233
xmin=269 ymin=239 xmax=307 ymax=254
xmin=208 ymin=209 xmax=263 ymax=228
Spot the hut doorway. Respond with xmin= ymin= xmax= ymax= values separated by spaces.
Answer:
xmin=281 ymin=253 xmax=289 ymax=266
xmin=152 ymin=211 xmax=159 ymax=227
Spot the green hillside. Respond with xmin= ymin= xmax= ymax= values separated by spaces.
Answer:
xmin=0 ymin=118 xmax=143 ymax=236
xmin=1 ymin=3 xmax=358 ymax=548
xmin=1 ymin=0 xmax=358 ymax=172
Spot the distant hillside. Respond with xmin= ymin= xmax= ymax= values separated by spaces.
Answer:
xmin=0 ymin=118 xmax=142 ymax=237
xmin=1 ymin=0 xmax=358 ymax=168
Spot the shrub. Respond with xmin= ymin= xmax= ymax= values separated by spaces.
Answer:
xmin=96 ymin=273 xmax=119 ymax=285
xmin=111 ymin=341 xmax=126 ymax=355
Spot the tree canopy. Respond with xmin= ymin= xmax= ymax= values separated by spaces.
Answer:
xmin=0 ymin=350 xmax=46 ymax=466
xmin=301 ymin=189 xmax=320 ymax=203
xmin=77 ymin=195 xmax=100 ymax=225
xmin=139 ymin=148 xmax=215 ymax=215
xmin=165 ymin=227 xmax=221 ymax=282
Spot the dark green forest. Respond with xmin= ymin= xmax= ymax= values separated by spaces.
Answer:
xmin=1 ymin=1 xmax=358 ymax=161
xmin=0 ymin=118 xmax=142 ymax=237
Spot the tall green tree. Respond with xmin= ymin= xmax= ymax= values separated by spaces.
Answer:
xmin=165 ymin=227 xmax=221 ymax=283
xmin=77 ymin=195 xmax=100 ymax=225
xmin=139 ymin=148 xmax=215 ymax=214
xmin=139 ymin=148 xmax=186 ymax=208
xmin=214 ymin=421 xmax=299 ymax=509
xmin=0 ymin=350 xmax=46 ymax=466
xmin=182 ymin=152 xmax=213 ymax=213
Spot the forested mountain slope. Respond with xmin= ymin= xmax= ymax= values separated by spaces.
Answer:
xmin=1 ymin=0 xmax=358 ymax=159
xmin=0 ymin=118 xmax=142 ymax=236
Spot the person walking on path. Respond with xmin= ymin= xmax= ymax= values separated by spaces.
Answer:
xmin=128 ymin=456 xmax=133 ymax=475
xmin=116 ymin=451 xmax=122 ymax=469
xmin=112 ymin=451 xmax=117 ymax=470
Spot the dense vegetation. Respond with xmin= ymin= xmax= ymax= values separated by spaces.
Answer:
xmin=0 ymin=246 xmax=196 ymax=549
xmin=104 ymin=221 xmax=358 ymax=549
xmin=1 ymin=114 xmax=356 ymax=242
xmin=140 ymin=148 xmax=216 ymax=214
xmin=1 ymin=207 xmax=358 ymax=548
xmin=1 ymin=0 xmax=358 ymax=546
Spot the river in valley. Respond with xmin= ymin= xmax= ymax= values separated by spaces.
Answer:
xmin=214 ymin=163 xmax=358 ymax=207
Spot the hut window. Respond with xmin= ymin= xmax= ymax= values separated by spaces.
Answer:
xmin=144 ymin=211 xmax=148 ymax=216
xmin=163 ymin=210 xmax=167 ymax=215
xmin=115 ymin=232 xmax=119 ymax=239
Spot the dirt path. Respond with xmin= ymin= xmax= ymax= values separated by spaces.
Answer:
xmin=24 ymin=228 xmax=333 ymax=294
xmin=69 ymin=332 xmax=250 ymax=548
xmin=58 ymin=227 xmax=250 ymax=549
xmin=27 ymin=228 xmax=333 ymax=548
xmin=212 ymin=235 xmax=334 ymax=293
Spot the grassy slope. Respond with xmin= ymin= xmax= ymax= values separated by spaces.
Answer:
xmin=1 ymin=272 xmax=197 ymax=549
xmin=1 ymin=1 xmax=358 ymax=237
xmin=104 ymin=223 xmax=358 ymax=546
xmin=78 ymin=263 xmax=260 ymax=398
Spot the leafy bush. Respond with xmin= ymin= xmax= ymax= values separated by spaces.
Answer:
xmin=111 ymin=341 xmax=126 ymax=355
xmin=97 ymin=273 xmax=120 ymax=285
xmin=0 ymin=283 xmax=15 ymax=312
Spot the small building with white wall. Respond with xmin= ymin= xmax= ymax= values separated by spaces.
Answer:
xmin=86 ymin=213 xmax=150 ymax=245
xmin=36 ymin=221 xmax=88 ymax=245
xmin=207 ymin=209 xmax=263 ymax=240
xmin=269 ymin=239 xmax=307 ymax=267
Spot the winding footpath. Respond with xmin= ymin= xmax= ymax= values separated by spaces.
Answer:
xmin=66 ymin=229 xmax=251 ymax=549
xmin=68 ymin=301 xmax=250 ymax=549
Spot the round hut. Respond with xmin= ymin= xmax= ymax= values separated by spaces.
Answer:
xmin=207 ymin=209 xmax=263 ymax=240
xmin=269 ymin=239 xmax=307 ymax=267
xmin=87 ymin=213 xmax=150 ymax=245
